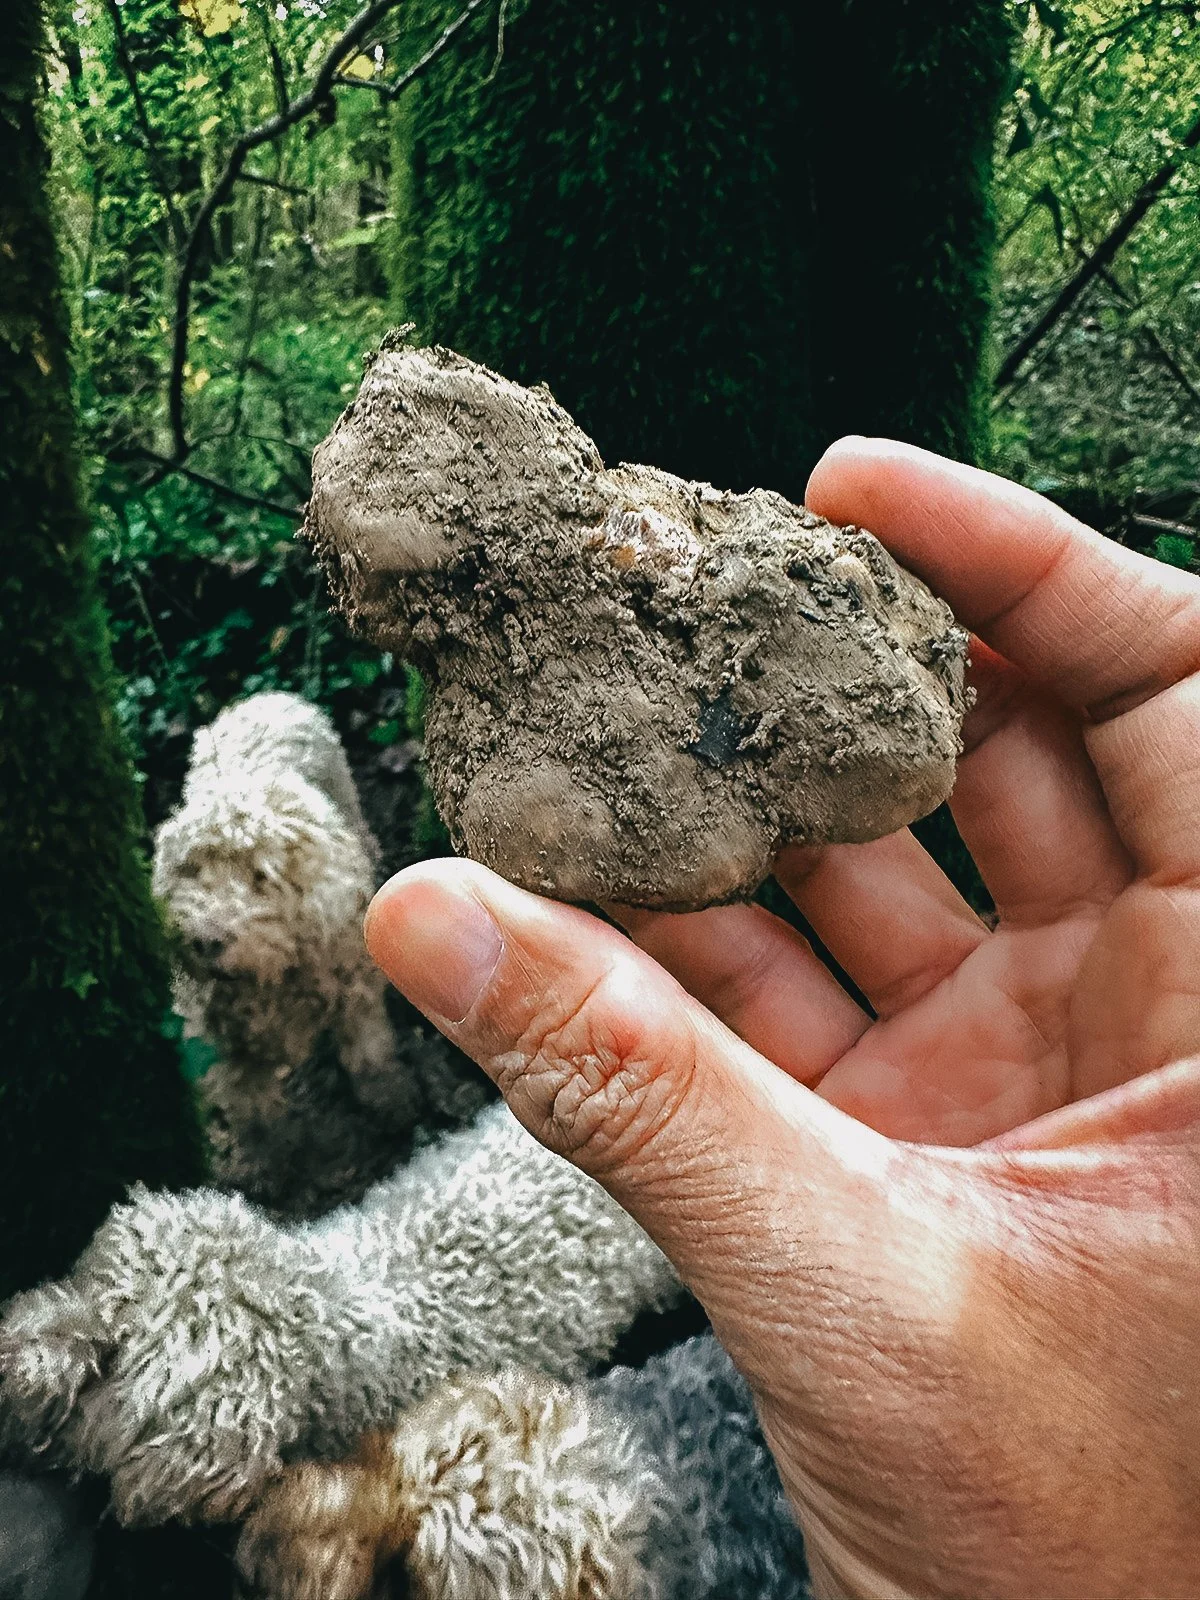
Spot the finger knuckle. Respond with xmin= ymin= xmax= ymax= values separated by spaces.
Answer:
xmin=499 ymin=963 xmax=696 ymax=1174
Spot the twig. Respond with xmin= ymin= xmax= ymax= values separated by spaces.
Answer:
xmin=1132 ymin=513 xmax=1199 ymax=539
xmin=482 ymin=0 xmax=508 ymax=84
xmin=995 ymin=104 xmax=1200 ymax=390
xmin=240 ymin=171 xmax=311 ymax=197
xmin=332 ymin=0 xmax=489 ymax=100
xmin=1093 ymin=263 xmax=1200 ymax=414
xmin=102 ymin=0 xmax=187 ymax=248
xmin=167 ymin=0 xmax=491 ymax=464
xmin=227 ymin=189 xmax=270 ymax=442
xmin=133 ymin=448 xmax=301 ymax=518
xmin=191 ymin=426 xmax=312 ymax=459
xmin=264 ymin=31 xmax=291 ymax=115
xmin=110 ymin=514 xmax=175 ymax=680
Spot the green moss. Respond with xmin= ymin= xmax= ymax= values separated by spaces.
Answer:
xmin=0 ymin=0 xmax=203 ymax=1308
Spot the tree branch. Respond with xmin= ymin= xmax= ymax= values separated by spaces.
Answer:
xmin=132 ymin=448 xmax=301 ymax=519
xmin=995 ymin=105 xmax=1200 ymax=390
xmin=167 ymin=0 xmax=491 ymax=463
xmin=332 ymin=0 xmax=489 ymax=100
xmin=240 ymin=170 xmax=311 ymax=197
xmin=1096 ymin=264 xmax=1200 ymax=415
xmin=1133 ymin=513 xmax=1199 ymax=540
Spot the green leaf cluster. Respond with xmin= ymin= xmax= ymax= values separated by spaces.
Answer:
xmin=994 ymin=0 xmax=1200 ymax=561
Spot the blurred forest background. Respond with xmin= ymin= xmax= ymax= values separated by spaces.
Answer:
xmin=39 ymin=0 xmax=1200 ymax=825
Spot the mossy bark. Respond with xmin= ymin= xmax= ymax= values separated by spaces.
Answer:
xmin=390 ymin=0 xmax=1013 ymax=500
xmin=0 ymin=0 xmax=203 ymax=1306
xmin=0 ymin=16 xmax=224 ymax=1588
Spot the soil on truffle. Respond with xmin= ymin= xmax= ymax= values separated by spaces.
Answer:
xmin=305 ymin=341 xmax=969 ymax=910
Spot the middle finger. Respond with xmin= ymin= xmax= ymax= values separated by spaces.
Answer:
xmin=949 ymin=644 xmax=1134 ymax=926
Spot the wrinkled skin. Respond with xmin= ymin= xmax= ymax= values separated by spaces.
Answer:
xmin=366 ymin=440 xmax=1200 ymax=1600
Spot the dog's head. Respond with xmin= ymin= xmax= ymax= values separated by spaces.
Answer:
xmin=154 ymin=776 xmax=374 ymax=989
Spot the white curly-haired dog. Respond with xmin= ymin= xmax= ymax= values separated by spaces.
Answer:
xmin=0 ymin=1101 xmax=681 ymax=1530
xmin=235 ymin=1335 xmax=813 ymax=1600
xmin=153 ymin=691 xmax=489 ymax=1217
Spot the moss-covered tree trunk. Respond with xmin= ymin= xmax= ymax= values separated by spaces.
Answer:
xmin=390 ymin=2 xmax=820 ymax=498
xmin=0 ymin=0 xmax=202 ymax=1307
xmin=390 ymin=0 xmax=1012 ymax=498
xmin=0 ymin=17 xmax=228 ymax=1588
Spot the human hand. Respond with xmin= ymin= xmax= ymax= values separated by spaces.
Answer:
xmin=365 ymin=439 xmax=1200 ymax=1600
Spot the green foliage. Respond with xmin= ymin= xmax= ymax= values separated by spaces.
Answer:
xmin=994 ymin=0 xmax=1200 ymax=552
xmin=0 ymin=0 xmax=205 ymax=1308
xmin=39 ymin=0 xmax=429 ymax=795
xmin=393 ymin=0 xmax=1014 ymax=501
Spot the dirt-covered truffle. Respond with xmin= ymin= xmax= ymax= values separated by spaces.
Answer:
xmin=305 ymin=343 xmax=969 ymax=910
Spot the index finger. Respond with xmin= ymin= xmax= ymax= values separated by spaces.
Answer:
xmin=806 ymin=437 xmax=1200 ymax=722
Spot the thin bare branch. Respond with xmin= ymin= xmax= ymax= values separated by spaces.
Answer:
xmin=133 ymin=447 xmax=301 ymax=519
xmin=240 ymin=170 xmax=311 ymax=197
xmin=1094 ymin=264 xmax=1200 ymax=414
xmin=167 ymin=0 xmax=491 ymax=463
xmin=335 ymin=0 xmax=489 ymax=100
xmin=482 ymin=0 xmax=508 ymax=84
xmin=995 ymin=104 xmax=1200 ymax=390
xmin=1133 ymin=513 xmax=1199 ymax=538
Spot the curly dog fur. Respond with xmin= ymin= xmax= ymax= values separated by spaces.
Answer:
xmin=237 ymin=1370 xmax=664 ymax=1600
xmin=0 ymin=1102 xmax=680 ymax=1528
xmin=237 ymin=1335 xmax=812 ymax=1600
xmin=153 ymin=692 xmax=489 ymax=1217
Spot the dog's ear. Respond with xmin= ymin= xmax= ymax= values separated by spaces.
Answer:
xmin=237 ymin=1456 xmax=403 ymax=1600
xmin=0 ymin=1277 xmax=111 ymax=1458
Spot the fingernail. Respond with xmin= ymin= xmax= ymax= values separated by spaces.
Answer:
xmin=366 ymin=874 xmax=503 ymax=1025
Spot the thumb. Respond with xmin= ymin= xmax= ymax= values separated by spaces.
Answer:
xmin=364 ymin=860 xmax=940 ymax=1339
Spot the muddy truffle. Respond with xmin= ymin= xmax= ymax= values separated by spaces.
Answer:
xmin=306 ymin=343 xmax=968 ymax=910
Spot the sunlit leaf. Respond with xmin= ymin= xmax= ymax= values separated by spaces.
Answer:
xmin=338 ymin=51 xmax=377 ymax=80
xmin=180 ymin=0 xmax=243 ymax=38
